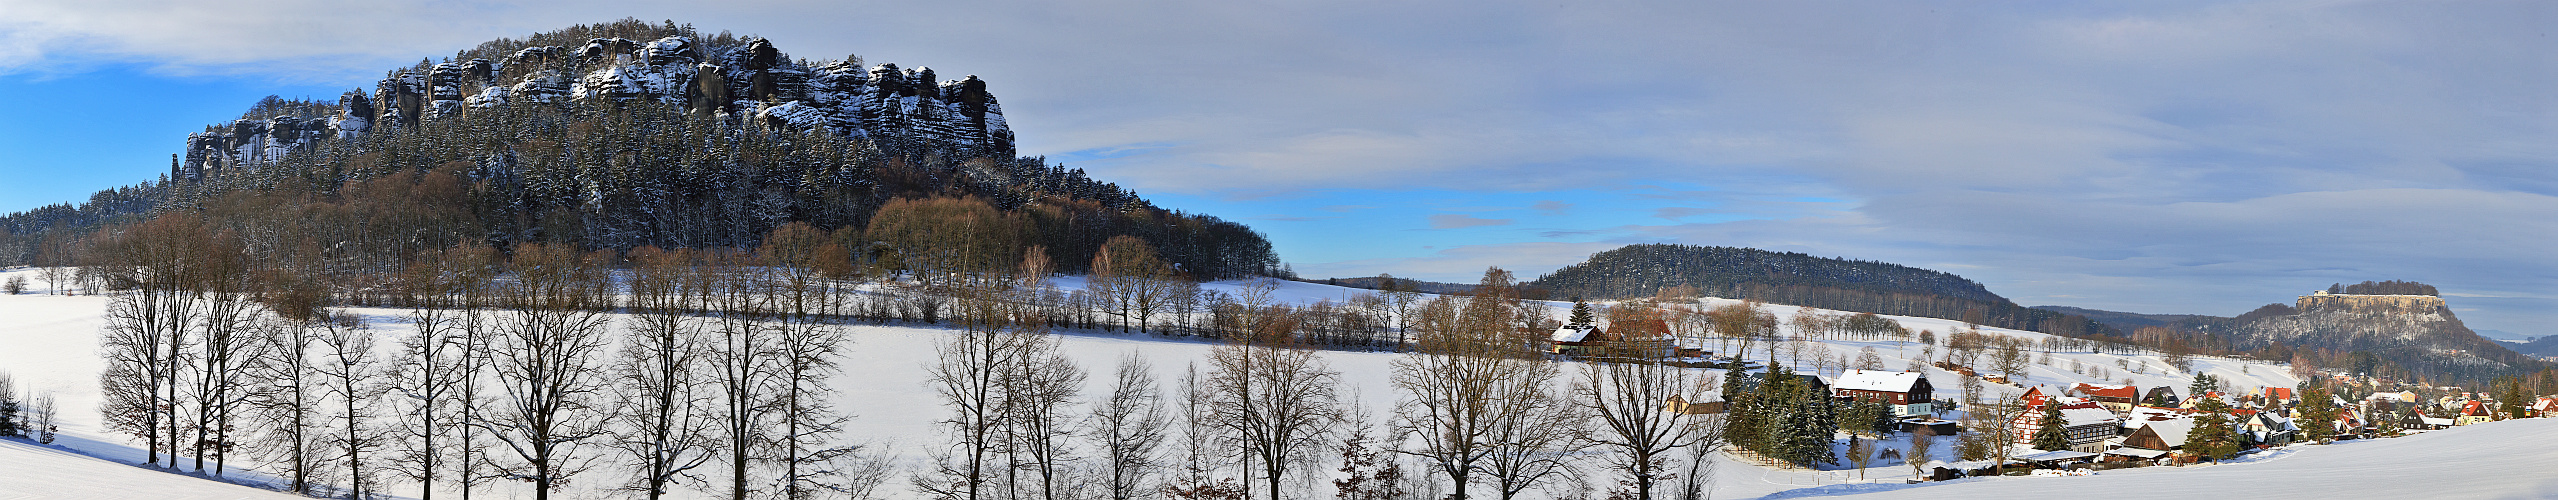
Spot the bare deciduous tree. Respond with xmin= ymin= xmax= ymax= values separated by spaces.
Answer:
xmin=1003 ymin=329 xmax=1084 ymax=500
xmin=1090 ymin=235 xmax=1184 ymax=334
xmin=249 ymin=313 xmax=322 ymax=494
xmin=1390 ymin=267 xmax=1559 ymax=500
xmin=612 ymin=247 xmax=716 ymax=500
xmin=1089 ymin=354 xmax=1171 ymax=500
xmin=313 ymin=312 xmax=390 ymax=499
xmin=763 ymin=225 xmax=866 ymax=500
xmin=1573 ymin=345 xmax=1710 ymax=500
xmin=918 ymin=284 xmax=1027 ymax=500
xmin=707 ymin=249 xmax=782 ymax=500
xmin=1209 ymin=331 xmax=1343 ymax=500
xmin=484 ymin=244 xmax=615 ymax=500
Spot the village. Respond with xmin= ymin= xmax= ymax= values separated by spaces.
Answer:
xmin=1547 ymin=310 xmax=2558 ymax=484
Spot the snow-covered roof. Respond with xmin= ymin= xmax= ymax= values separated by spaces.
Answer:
xmin=1551 ymin=325 xmax=1598 ymax=343
xmin=2124 ymin=406 xmax=2193 ymax=430
xmin=2107 ymin=447 xmax=2169 ymax=459
xmin=2131 ymin=419 xmax=2194 ymax=449
xmin=1833 ymin=369 xmax=1925 ymax=393
xmin=2070 ymin=383 xmax=2137 ymax=399
xmin=2421 ymin=416 xmax=2456 ymax=426
xmin=2061 ymin=405 xmax=2121 ymax=427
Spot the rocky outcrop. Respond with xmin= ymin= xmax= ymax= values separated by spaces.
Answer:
xmin=2295 ymin=291 xmax=2446 ymax=315
xmin=179 ymin=104 xmax=357 ymax=180
xmin=2228 ymin=288 xmax=2529 ymax=374
xmin=179 ymin=33 xmax=1015 ymax=179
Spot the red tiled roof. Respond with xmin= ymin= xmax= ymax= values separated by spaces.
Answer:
xmin=2071 ymin=383 xmax=2138 ymax=399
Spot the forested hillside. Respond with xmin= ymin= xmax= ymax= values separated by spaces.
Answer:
xmin=1529 ymin=243 xmax=2117 ymax=337
xmin=0 ymin=19 xmax=1279 ymax=279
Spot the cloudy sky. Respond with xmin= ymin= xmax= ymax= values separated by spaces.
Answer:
xmin=2 ymin=0 xmax=2552 ymax=335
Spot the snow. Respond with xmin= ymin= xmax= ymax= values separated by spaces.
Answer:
xmin=2058 ymin=404 xmax=2121 ymax=428
xmin=1833 ymin=369 xmax=1923 ymax=392
xmin=1818 ymin=418 xmax=2558 ymax=499
xmin=0 ymin=268 xmax=2535 ymax=499
xmin=1551 ymin=325 xmax=1597 ymax=343
xmin=0 ymin=438 xmax=306 ymax=499
xmin=2133 ymin=419 xmax=2194 ymax=451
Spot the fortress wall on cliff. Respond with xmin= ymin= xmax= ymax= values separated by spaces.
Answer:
xmin=2295 ymin=292 xmax=2445 ymax=314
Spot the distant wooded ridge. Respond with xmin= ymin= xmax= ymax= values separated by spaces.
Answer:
xmin=1488 ymin=243 xmax=2121 ymax=338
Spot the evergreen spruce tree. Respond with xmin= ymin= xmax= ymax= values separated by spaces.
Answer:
xmin=1567 ymin=298 xmax=1594 ymax=327
xmin=2184 ymin=397 xmax=2239 ymax=461
xmin=1867 ymin=401 xmax=1896 ymax=436
xmin=1794 ymin=391 xmax=1839 ymax=467
xmin=2030 ymin=401 xmax=2069 ymax=451
xmin=2295 ymin=385 xmax=2337 ymax=443
xmin=2188 ymin=374 xmax=2219 ymax=399
xmin=1724 ymin=367 xmax=1761 ymax=455
xmin=0 ymin=373 xmax=18 ymax=437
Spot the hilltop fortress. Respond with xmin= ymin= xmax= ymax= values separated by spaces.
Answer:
xmin=2297 ymin=290 xmax=2447 ymax=315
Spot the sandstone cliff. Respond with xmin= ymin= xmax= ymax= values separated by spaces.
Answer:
xmin=178 ymin=26 xmax=1012 ymax=180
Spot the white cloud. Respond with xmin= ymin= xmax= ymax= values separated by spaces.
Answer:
xmin=3 ymin=0 xmax=2552 ymax=331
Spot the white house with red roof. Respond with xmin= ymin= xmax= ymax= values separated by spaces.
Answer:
xmin=2067 ymin=383 xmax=2140 ymax=414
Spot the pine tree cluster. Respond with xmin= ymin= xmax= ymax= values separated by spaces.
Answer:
xmin=1723 ymin=363 xmax=1839 ymax=468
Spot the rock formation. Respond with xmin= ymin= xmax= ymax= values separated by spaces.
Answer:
xmin=178 ymin=33 xmax=1014 ymax=180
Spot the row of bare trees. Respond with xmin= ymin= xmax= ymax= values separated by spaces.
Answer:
xmin=94 ymin=214 xmax=888 ymax=500
xmin=914 ymin=266 xmax=1732 ymax=500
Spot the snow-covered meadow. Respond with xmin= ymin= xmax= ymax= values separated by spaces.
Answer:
xmin=0 ymin=266 xmax=2377 ymax=499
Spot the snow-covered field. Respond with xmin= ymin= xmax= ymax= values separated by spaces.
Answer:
xmin=0 ymin=437 xmax=306 ymax=499
xmin=0 ymin=267 xmax=2454 ymax=499
xmin=1767 ymin=417 xmax=2558 ymax=499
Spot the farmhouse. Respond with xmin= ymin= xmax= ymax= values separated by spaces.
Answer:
xmin=1832 ymin=369 xmax=1934 ymax=416
xmin=1547 ymin=322 xmax=1672 ymax=357
xmin=2067 ymin=383 xmax=2140 ymax=413
xmin=2142 ymin=386 xmax=2180 ymax=406
xmin=2457 ymin=400 xmax=2496 ymax=426
xmin=1549 ymin=324 xmax=1603 ymax=356
xmin=2239 ymin=410 xmax=2297 ymax=445
xmin=2012 ymin=396 xmax=2121 ymax=453
xmin=2118 ymin=417 xmax=2195 ymax=462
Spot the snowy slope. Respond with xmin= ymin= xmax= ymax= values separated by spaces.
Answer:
xmin=1766 ymin=417 xmax=2558 ymax=499
xmin=0 ymin=269 xmax=2329 ymax=499
xmin=0 ymin=438 xmax=306 ymax=500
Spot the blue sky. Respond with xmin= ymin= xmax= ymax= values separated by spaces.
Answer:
xmin=2 ymin=1 xmax=2553 ymax=336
